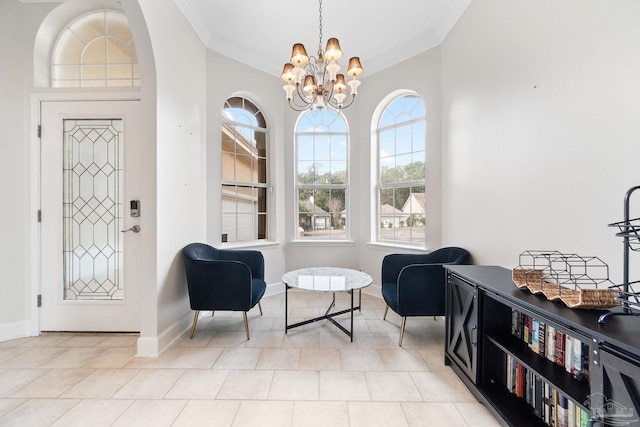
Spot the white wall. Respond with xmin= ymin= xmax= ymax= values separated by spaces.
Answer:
xmin=441 ymin=0 xmax=640 ymax=283
xmin=0 ymin=0 xmax=29 ymax=338
xmin=136 ymin=0 xmax=207 ymax=354
xmin=0 ymin=1 xmax=61 ymax=341
xmin=206 ymin=51 xmax=287 ymax=289
xmin=354 ymin=47 xmax=444 ymax=295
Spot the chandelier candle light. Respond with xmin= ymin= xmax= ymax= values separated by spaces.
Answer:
xmin=280 ymin=0 xmax=364 ymax=111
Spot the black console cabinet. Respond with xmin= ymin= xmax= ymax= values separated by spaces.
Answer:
xmin=445 ymin=265 xmax=640 ymax=427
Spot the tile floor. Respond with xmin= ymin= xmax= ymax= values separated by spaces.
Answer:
xmin=0 ymin=291 xmax=500 ymax=427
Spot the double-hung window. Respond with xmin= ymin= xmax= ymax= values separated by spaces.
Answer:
xmin=295 ymin=109 xmax=349 ymax=240
xmin=221 ymin=97 xmax=268 ymax=243
xmin=376 ymin=94 xmax=426 ymax=245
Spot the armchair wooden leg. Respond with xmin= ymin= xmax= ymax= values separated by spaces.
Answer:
xmin=383 ymin=305 xmax=389 ymax=320
xmin=212 ymin=311 xmax=215 ymax=317
xmin=399 ymin=317 xmax=407 ymax=347
xmin=243 ymin=312 xmax=250 ymax=340
xmin=258 ymin=301 xmax=263 ymax=316
xmin=189 ymin=310 xmax=200 ymax=339
xmin=433 ymin=316 xmax=437 ymax=320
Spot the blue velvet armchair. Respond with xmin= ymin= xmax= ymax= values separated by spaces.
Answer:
xmin=381 ymin=247 xmax=471 ymax=346
xmin=182 ymin=243 xmax=266 ymax=340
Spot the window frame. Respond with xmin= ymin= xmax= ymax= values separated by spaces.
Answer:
xmin=374 ymin=92 xmax=427 ymax=247
xmin=50 ymin=10 xmax=139 ymax=88
xmin=220 ymin=96 xmax=270 ymax=245
xmin=294 ymin=109 xmax=351 ymax=242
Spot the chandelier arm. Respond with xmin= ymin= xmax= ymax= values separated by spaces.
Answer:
xmin=326 ymin=93 xmax=357 ymax=110
xmin=289 ymin=86 xmax=317 ymax=110
xmin=288 ymin=98 xmax=314 ymax=112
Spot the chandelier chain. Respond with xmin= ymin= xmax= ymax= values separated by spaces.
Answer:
xmin=318 ymin=0 xmax=323 ymax=55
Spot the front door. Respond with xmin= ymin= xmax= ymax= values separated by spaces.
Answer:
xmin=40 ymin=101 xmax=141 ymax=332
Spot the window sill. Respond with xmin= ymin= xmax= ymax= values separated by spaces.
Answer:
xmin=365 ymin=241 xmax=430 ymax=253
xmin=289 ymin=239 xmax=355 ymax=247
xmin=220 ymin=240 xmax=282 ymax=250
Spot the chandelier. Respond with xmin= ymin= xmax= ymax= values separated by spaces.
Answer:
xmin=280 ymin=0 xmax=364 ymax=111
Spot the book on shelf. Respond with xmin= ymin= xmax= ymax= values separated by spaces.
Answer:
xmin=555 ymin=329 xmax=566 ymax=368
xmin=539 ymin=321 xmax=546 ymax=358
xmin=531 ymin=319 xmax=540 ymax=353
xmin=547 ymin=325 xmax=556 ymax=362
xmin=509 ymin=310 xmax=590 ymax=381
xmin=505 ymin=356 xmax=591 ymax=426
xmin=565 ymin=334 xmax=574 ymax=374
xmin=557 ymin=394 xmax=568 ymax=427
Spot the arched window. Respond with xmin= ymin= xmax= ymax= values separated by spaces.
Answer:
xmin=221 ymin=97 xmax=269 ymax=243
xmin=295 ymin=109 xmax=349 ymax=240
xmin=51 ymin=10 xmax=139 ymax=88
xmin=376 ymin=93 xmax=426 ymax=245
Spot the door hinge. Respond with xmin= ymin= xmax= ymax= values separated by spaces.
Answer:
xmin=37 ymin=294 xmax=42 ymax=307
xmin=37 ymin=210 xmax=42 ymax=222
xmin=37 ymin=125 xmax=41 ymax=138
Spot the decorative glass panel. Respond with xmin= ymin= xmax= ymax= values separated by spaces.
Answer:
xmin=63 ymin=119 xmax=123 ymax=300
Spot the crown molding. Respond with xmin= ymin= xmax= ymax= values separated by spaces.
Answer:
xmin=174 ymin=0 xmax=212 ymax=46
xmin=435 ymin=0 xmax=473 ymax=43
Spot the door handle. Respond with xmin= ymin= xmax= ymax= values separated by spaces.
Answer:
xmin=121 ymin=225 xmax=140 ymax=233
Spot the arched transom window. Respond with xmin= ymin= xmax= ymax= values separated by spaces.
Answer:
xmin=51 ymin=10 xmax=139 ymax=88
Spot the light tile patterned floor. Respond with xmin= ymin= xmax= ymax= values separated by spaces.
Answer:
xmin=0 ymin=291 xmax=500 ymax=426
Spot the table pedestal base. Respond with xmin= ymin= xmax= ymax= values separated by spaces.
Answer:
xmin=285 ymin=286 xmax=362 ymax=342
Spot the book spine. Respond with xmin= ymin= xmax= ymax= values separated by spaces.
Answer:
xmin=581 ymin=342 xmax=590 ymax=380
xmin=568 ymin=400 xmax=575 ymax=427
xmin=557 ymin=395 xmax=568 ymax=427
xmin=555 ymin=330 xmax=565 ymax=367
xmin=539 ymin=322 xmax=546 ymax=358
xmin=531 ymin=319 xmax=540 ymax=353
xmin=534 ymin=376 xmax=543 ymax=419
xmin=572 ymin=338 xmax=583 ymax=380
xmin=547 ymin=326 xmax=556 ymax=362
xmin=565 ymin=335 xmax=573 ymax=373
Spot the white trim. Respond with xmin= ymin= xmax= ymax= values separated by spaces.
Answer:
xmin=289 ymin=240 xmax=355 ymax=247
xmin=220 ymin=240 xmax=282 ymax=250
xmin=265 ymin=282 xmax=285 ymax=297
xmin=30 ymin=91 xmax=142 ymax=339
xmin=173 ymin=0 xmax=212 ymax=47
xmin=366 ymin=241 xmax=431 ymax=253
xmin=136 ymin=310 xmax=192 ymax=357
xmin=0 ymin=321 xmax=32 ymax=343
xmin=435 ymin=0 xmax=473 ymax=43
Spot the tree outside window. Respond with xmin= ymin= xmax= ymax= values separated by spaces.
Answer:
xmin=376 ymin=94 xmax=426 ymax=245
xmin=295 ymin=110 xmax=349 ymax=240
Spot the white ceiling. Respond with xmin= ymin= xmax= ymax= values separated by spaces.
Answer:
xmin=175 ymin=0 xmax=471 ymax=77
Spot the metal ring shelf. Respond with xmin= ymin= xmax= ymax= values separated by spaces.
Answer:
xmin=599 ymin=185 xmax=640 ymax=323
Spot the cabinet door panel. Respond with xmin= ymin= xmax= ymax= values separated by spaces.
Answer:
xmin=446 ymin=275 xmax=479 ymax=382
xmin=591 ymin=347 xmax=640 ymax=427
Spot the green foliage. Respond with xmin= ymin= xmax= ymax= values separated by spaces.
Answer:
xmin=380 ymin=161 xmax=425 ymax=185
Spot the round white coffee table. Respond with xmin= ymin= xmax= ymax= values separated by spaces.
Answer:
xmin=282 ymin=267 xmax=373 ymax=342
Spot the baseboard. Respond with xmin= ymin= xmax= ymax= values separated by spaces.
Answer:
xmin=136 ymin=311 xmax=192 ymax=357
xmin=265 ymin=281 xmax=285 ymax=297
xmin=0 ymin=320 xmax=31 ymax=343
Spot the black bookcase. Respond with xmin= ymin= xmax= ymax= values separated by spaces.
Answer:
xmin=445 ymin=265 xmax=640 ymax=427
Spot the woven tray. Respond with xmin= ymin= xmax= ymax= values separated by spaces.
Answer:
xmin=512 ymin=268 xmax=621 ymax=309
xmin=512 ymin=268 xmax=545 ymax=290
